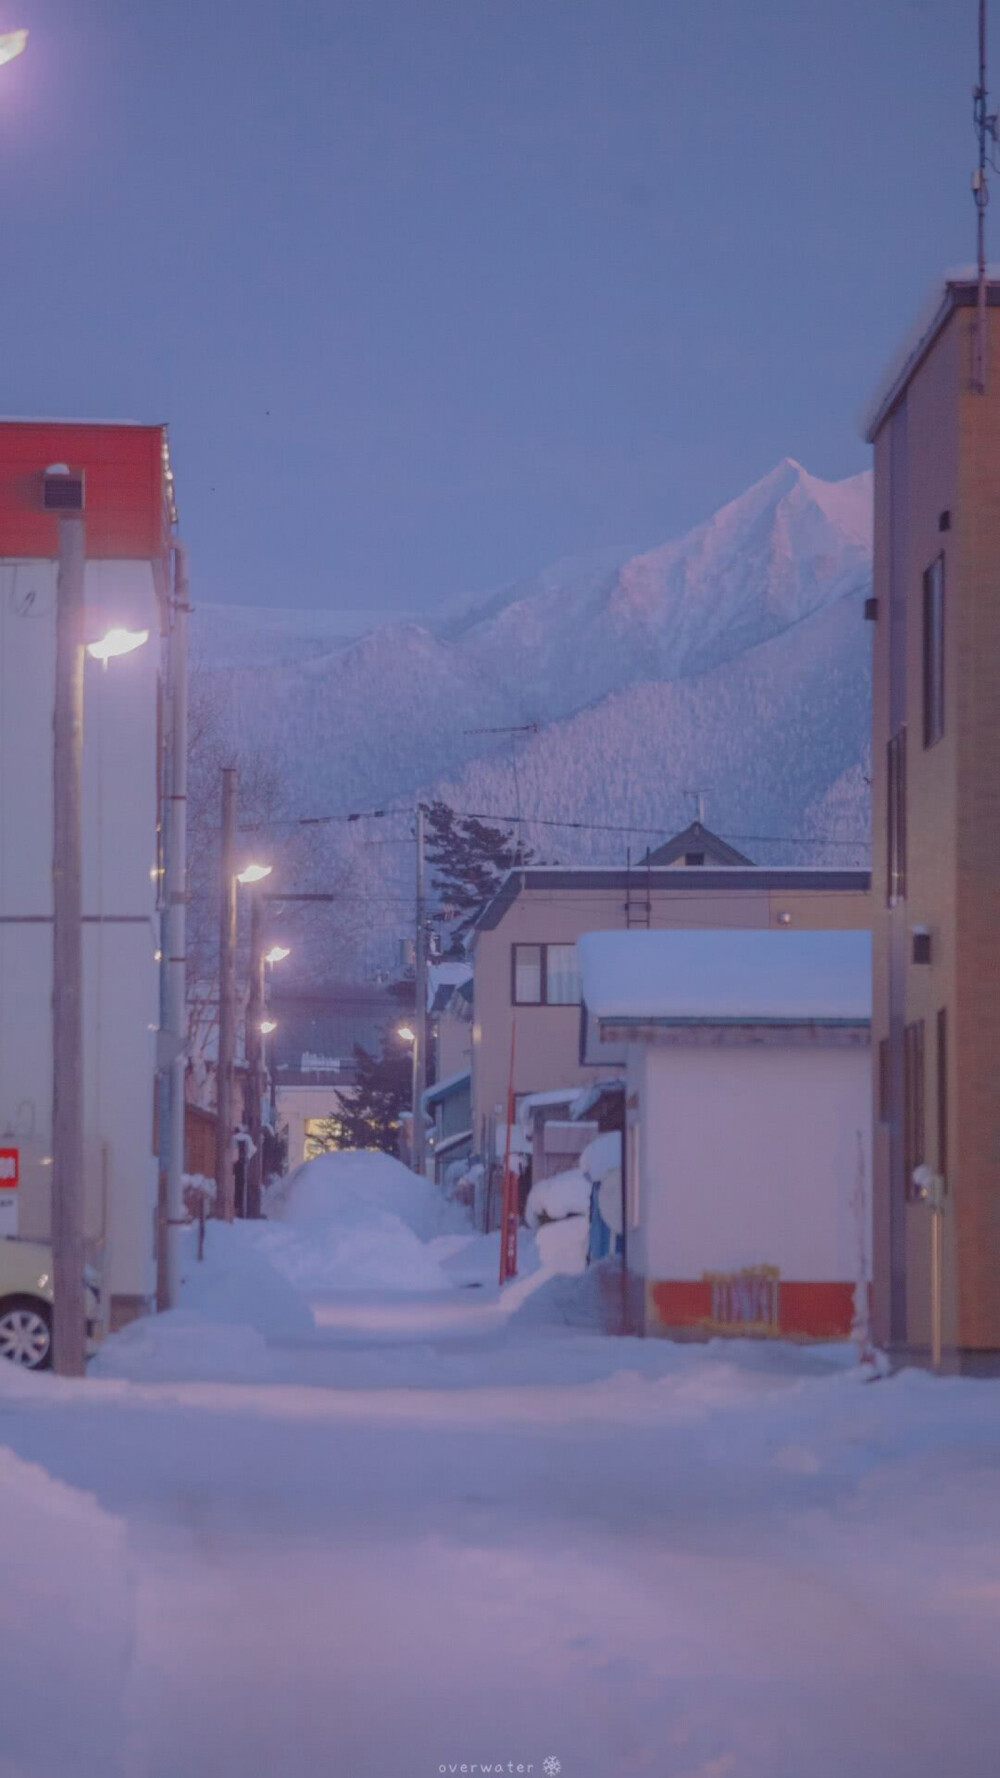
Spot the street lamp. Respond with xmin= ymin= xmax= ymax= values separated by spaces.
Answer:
xmin=264 ymin=944 xmax=290 ymax=964
xmin=0 ymin=29 xmax=28 ymax=67
xmin=236 ymin=861 xmax=272 ymax=885
xmin=260 ymin=1018 xmax=277 ymax=1036
xmin=397 ymin=1023 xmax=416 ymax=1044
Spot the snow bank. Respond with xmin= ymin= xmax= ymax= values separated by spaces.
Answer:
xmin=535 ymin=1213 xmax=590 ymax=1275
xmin=91 ymin=1309 xmax=279 ymax=1383
xmin=180 ymin=1220 xmax=315 ymax=1337
xmin=92 ymin=1222 xmax=313 ymax=1381
xmin=0 ymin=1447 xmax=134 ymax=1776
xmin=257 ymin=1150 xmax=467 ymax=1294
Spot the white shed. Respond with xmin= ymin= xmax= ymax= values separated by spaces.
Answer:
xmin=577 ymin=928 xmax=872 ymax=1340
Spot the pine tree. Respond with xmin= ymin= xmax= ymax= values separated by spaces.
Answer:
xmin=425 ymin=800 xmax=533 ymax=951
xmin=314 ymin=1038 xmax=412 ymax=1155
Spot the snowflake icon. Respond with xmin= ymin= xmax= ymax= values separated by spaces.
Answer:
xmin=543 ymin=1760 xmax=562 ymax=1777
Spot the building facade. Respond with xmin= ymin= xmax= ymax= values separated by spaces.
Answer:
xmin=865 ymin=275 xmax=1000 ymax=1365
xmin=0 ymin=419 xmax=175 ymax=1323
xmin=470 ymin=864 xmax=872 ymax=1162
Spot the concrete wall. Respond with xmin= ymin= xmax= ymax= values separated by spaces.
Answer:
xmin=471 ymin=879 xmax=871 ymax=1152
xmin=0 ymin=558 xmax=160 ymax=1304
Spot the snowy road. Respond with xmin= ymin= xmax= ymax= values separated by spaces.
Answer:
xmin=2 ymin=1281 xmax=1000 ymax=1778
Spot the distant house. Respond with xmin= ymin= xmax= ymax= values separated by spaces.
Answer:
xmin=578 ymin=928 xmax=873 ymax=1340
xmin=422 ymin=1069 xmax=472 ymax=1186
xmin=468 ymin=843 xmax=871 ymax=1191
xmin=427 ymin=960 xmax=473 ymax=1080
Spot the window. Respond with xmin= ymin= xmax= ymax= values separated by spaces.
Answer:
xmin=684 ymin=851 xmax=706 ymax=866
xmin=887 ymin=727 xmax=907 ymax=905
xmin=903 ymin=1019 xmax=925 ymax=1198
xmin=512 ymin=944 xmax=542 ymax=1005
xmin=936 ymin=1007 xmax=948 ymax=1184
xmin=923 ymin=555 xmax=945 ymax=747
xmin=511 ymin=942 xmax=582 ymax=1006
xmin=545 ymin=944 xmax=582 ymax=1004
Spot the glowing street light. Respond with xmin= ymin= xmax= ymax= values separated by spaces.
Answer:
xmin=236 ymin=862 xmax=272 ymax=885
xmin=0 ymin=29 xmax=28 ymax=68
xmin=263 ymin=944 xmax=290 ymax=965
xmin=259 ymin=1018 xmax=277 ymax=1036
xmin=397 ymin=1023 xmax=416 ymax=1043
xmin=86 ymin=626 xmax=150 ymax=663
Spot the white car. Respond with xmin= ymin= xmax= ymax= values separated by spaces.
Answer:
xmin=0 ymin=1238 xmax=102 ymax=1369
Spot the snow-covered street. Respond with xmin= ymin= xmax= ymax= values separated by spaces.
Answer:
xmin=2 ymin=1157 xmax=999 ymax=1778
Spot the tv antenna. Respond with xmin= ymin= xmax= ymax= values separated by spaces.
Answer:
xmin=973 ymin=0 xmax=1000 ymax=391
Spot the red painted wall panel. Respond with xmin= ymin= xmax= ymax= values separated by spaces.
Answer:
xmin=649 ymin=1278 xmax=855 ymax=1340
xmin=0 ymin=421 xmax=169 ymax=561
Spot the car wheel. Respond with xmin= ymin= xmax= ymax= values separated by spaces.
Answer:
xmin=0 ymin=1297 xmax=53 ymax=1369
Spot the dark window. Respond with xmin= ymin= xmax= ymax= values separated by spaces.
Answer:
xmin=684 ymin=852 xmax=706 ymax=866
xmin=903 ymin=1019 xmax=925 ymax=1198
xmin=923 ymin=555 xmax=945 ymax=747
xmin=511 ymin=943 xmax=581 ymax=1006
xmin=887 ymin=727 xmax=907 ymax=905
xmin=878 ymin=1037 xmax=891 ymax=1124
xmin=936 ymin=1007 xmax=948 ymax=1184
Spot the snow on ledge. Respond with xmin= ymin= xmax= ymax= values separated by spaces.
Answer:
xmin=577 ymin=928 xmax=871 ymax=1024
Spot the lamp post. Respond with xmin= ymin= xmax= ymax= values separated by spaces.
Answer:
xmin=47 ymin=459 xmax=152 ymax=1373
xmin=243 ymin=911 xmax=287 ymax=1219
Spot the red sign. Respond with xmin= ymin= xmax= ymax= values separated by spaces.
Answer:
xmin=0 ymin=1147 xmax=19 ymax=1189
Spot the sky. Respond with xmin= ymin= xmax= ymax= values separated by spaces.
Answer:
xmin=0 ymin=1 xmax=977 ymax=613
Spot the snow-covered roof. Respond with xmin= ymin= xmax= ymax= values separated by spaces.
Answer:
xmin=421 ymin=1069 xmax=471 ymax=1110
xmin=577 ymin=928 xmax=871 ymax=1025
xmin=517 ymin=1087 xmax=583 ymax=1130
xmin=861 ymin=268 xmax=1000 ymax=442
xmin=427 ymin=959 xmax=473 ymax=1014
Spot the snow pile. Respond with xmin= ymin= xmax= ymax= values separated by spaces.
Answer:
xmin=275 ymin=1148 xmax=469 ymax=1240
xmin=0 ymin=1447 xmax=133 ymax=1776
xmin=256 ymin=1150 xmax=465 ymax=1294
xmin=92 ymin=1222 xmax=313 ymax=1382
xmin=91 ymin=1309 xmax=279 ymax=1383
xmin=534 ymin=1214 xmax=590 ymax=1276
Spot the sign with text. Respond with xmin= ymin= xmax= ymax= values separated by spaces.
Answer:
xmin=0 ymin=1147 xmax=19 ymax=1235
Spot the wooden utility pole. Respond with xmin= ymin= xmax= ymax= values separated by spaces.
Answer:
xmin=244 ymin=888 xmax=265 ymax=1218
xmin=215 ymin=766 xmax=238 ymax=1221
xmin=51 ymin=500 xmax=87 ymax=1377
xmin=411 ymin=802 xmax=428 ymax=1177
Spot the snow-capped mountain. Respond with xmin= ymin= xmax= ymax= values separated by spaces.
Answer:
xmin=191 ymin=458 xmax=873 ymax=930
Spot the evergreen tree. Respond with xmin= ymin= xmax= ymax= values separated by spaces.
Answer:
xmin=312 ymin=1037 xmax=412 ymax=1155
xmin=425 ymin=800 xmax=534 ymax=951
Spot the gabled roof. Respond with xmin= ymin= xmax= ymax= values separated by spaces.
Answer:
xmin=641 ymin=821 xmax=751 ymax=868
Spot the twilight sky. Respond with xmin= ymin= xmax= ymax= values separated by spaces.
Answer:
xmin=0 ymin=1 xmax=975 ymax=612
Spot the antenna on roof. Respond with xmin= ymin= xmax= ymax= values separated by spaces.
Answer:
xmin=973 ymin=0 xmax=999 ymax=392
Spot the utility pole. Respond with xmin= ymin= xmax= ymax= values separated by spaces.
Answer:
xmin=50 ymin=481 xmax=87 ymax=1377
xmin=411 ymin=802 xmax=428 ymax=1177
xmin=215 ymin=766 xmax=238 ymax=1221
xmin=244 ymin=888 xmax=265 ymax=1218
xmin=162 ymin=541 xmax=189 ymax=1304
